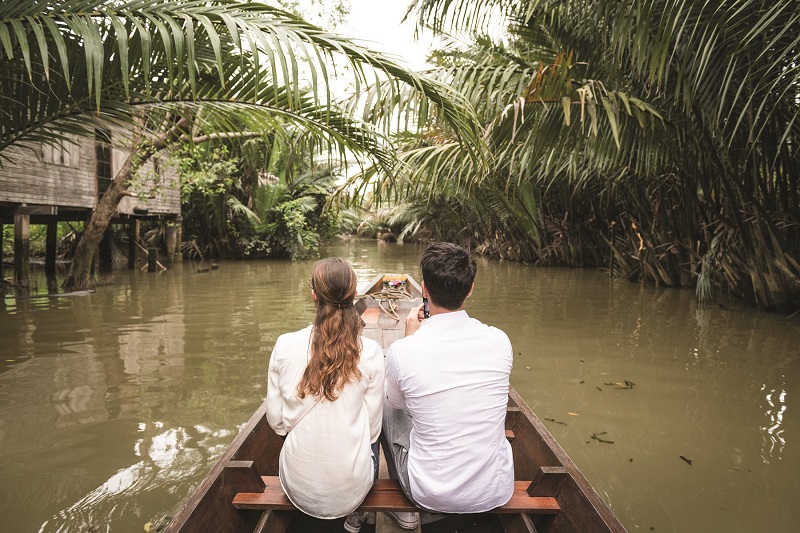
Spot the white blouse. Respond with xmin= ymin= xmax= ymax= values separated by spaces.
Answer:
xmin=266 ymin=325 xmax=384 ymax=518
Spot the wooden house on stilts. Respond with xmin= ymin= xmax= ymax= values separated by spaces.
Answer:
xmin=0 ymin=130 xmax=181 ymax=291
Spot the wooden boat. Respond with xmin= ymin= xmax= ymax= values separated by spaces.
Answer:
xmin=167 ymin=274 xmax=626 ymax=533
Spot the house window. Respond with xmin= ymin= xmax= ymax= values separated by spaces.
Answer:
xmin=95 ymin=129 xmax=112 ymax=199
xmin=41 ymin=134 xmax=80 ymax=167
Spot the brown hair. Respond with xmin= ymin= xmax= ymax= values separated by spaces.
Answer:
xmin=297 ymin=257 xmax=363 ymax=401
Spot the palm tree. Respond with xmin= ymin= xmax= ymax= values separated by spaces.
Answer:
xmin=385 ymin=0 xmax=800 ymax=311
xmin=0 ymin=0 xmax=483 ymax=290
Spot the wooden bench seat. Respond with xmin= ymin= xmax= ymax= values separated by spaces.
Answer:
xmin=231 ymin=430 xmax=569 ymax=533
xmin=233 ymin=477 xmax=561 ymax=515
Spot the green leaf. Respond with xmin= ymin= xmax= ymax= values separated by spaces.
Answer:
xmin=26 ymin=16 xmax=49 ymax=80
xmin=602 ymin=97 xmax=620 ymax=148
xmin=41 ymin=15 xmax=71 ymax=89
xmin=196 ymin=14 xmax=224 ymax=86
xmin=107 ymin=12 xmax=130 ymax=95
xmin=9 ymin=18 xmax=31 ymax=78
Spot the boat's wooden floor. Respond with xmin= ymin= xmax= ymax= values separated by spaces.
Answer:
xmin=360 ymin=301 xmax=412 ymax=349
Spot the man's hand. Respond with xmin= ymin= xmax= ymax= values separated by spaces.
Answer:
xmin=404 ymin=303 xmax=426 ymax=337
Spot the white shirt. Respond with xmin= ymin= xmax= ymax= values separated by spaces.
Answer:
xmin=385 ymin=310 xmax=514 ymax=513
xmin=266 ymin=325 xmax=384 ymax=518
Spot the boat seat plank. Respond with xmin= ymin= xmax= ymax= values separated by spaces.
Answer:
xmin=500 ymin=481 xmax=560 ymax=513
xmin=232 ymin=477 xmax=560 ymax=515
xmin=234 ymin=476 xmax=294 ymax=510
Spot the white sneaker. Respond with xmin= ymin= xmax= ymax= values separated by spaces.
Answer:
xmin=386 ymin=511 xmax=419 ymax=529
xmin=343 ymin=511 xmax=368 ymax=533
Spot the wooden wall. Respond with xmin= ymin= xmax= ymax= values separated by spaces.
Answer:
xmin=0 ymin=135 xmax=97 ymax=209
xmin=0 ymin=134 xmax=180 ymax=218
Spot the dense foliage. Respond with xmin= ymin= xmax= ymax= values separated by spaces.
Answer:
xmin=377 ymin=0 xmax=800 ymax=311
xmin=177 ymin=141 xmax=339 ymax=260
xmin=0 ymin=0 xmax=482 ymax=290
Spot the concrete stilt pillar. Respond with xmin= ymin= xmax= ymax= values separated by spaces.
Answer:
xmin=0 ymin=222 xmax=4 ymax=278
xmin=165 ymin=225 xmax=178 ymax=266
xmin=128 ymin=219 xmax=139 ymax=270
xmin=14 ymin=210 xmax=30 ymax=290
xmin=174 ymin=224 xmax=183 ymax=263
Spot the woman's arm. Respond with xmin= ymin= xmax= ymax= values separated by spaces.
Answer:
xmin=266 ymin=339 xmax=287 ymax=436
xmin=363 ymin=341 xmax=385 ymax=443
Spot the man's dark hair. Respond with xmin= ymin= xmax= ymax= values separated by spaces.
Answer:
xmin=420 ymin=242 xmax=477 ymax=310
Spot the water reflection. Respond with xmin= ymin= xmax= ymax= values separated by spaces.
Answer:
xmin=761 ymin=384 xmax=787 ymax=461
xmin=0 ymin=239 xmax=798 ymax=532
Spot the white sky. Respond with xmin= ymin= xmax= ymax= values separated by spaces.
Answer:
xmin=342 ymin=0 xmax=437 ymax=70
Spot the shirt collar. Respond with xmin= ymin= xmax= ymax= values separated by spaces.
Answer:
xmin=420 ymin=309 xmax=469 ymax=329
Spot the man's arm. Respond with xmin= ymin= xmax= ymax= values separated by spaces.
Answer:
xmin=385 ymin=304 xmax=423 ymax=409
xmin=384 ymin=345 xmax=408 ymax=410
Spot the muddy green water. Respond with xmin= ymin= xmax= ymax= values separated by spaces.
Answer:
xmin=0 ymin=239 xmax=798 ymax=532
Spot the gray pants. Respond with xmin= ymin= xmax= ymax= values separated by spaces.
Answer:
xmin=381 ymin=403 xmax=427 ymax=509
xmin=371 ymin=440 xmax=380 ymax=481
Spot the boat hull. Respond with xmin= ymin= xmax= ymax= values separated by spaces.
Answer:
xmin=167 ymin=274 xmax=626 ymax=532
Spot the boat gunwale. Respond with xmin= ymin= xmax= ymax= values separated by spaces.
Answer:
xmin=167 ymin=401 xmax=272 ymax=531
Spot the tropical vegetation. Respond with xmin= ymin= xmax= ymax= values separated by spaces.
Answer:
xmin=364 ymin=0 xmax=800 ymax=312
xmin=0 ymin=0 xmax=482 ymax=289
xmin=176 ymin=139 xmax=341 ymax=261
xmin=3 ymin=0 xmax=798 ymax=312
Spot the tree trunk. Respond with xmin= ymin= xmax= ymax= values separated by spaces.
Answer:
xmin=63 ymin=118 xmax=192 ymax=291
xmin=62 ymin=177 xmax=129 ymax=290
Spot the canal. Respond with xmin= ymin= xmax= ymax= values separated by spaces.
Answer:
xmin=0 ymin=238 xmax=798 ymax=532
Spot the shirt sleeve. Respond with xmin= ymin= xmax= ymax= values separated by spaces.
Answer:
xmin=384 ymin=344 xmax=407 ymax=410
xmin=502 ymin=331 xmax=514 ymax=374
xmin=363 ymin=341 xmax=385 ymax=443
xmin=266 ymin=338 xmax=287 ymax=436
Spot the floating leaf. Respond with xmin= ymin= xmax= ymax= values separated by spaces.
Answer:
xmin=604 ymin=380 xmax=635 ymax=389
xmin=591 ymin=432 xmax=614 ymax=444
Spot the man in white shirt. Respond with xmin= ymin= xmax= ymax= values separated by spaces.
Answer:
xmin=382 ymin=242 xmax=514 ymax=529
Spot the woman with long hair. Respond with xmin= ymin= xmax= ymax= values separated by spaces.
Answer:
xmin=266 ymin=257 xmax=384 ymax=525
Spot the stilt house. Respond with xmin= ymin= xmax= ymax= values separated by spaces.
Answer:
xmin=0 ymin=131 xmax=181 ymax=288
